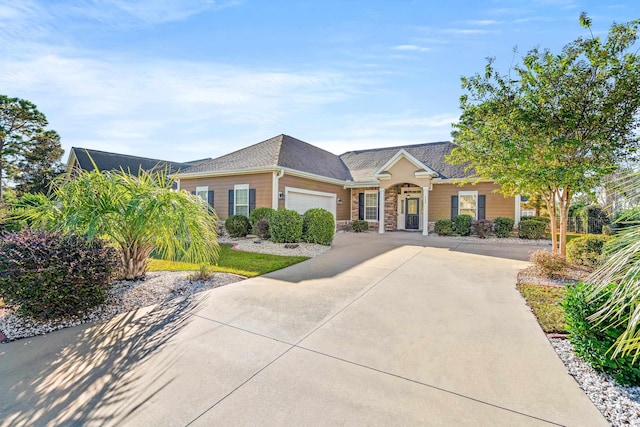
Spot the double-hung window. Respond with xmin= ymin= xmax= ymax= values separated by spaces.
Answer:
xmin=195 ymin=186 xmax=209 ymax=203
xmin=234 ymin=184 xmax=249 ymax=216
xmin=458 ymin=191 xmax=478 ymax=219
xmin=364 ymin=191 xmax=378 ymax=221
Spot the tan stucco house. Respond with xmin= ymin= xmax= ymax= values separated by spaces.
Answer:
xmin=69 ymin=135 xmax=522 ymax=234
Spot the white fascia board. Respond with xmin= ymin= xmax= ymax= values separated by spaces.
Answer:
xmin=344 ymin=181 xmax=381 ymax=189
xmin=432 ymin=178 xmax=495 ymax=184
xmin=373 ymin=149 xmax=438 ymax=177
xmin=65 ymin=149 xmax=78 ymax=175
xmin=177 ymin=166 xmax=280 ymax=179
xmin=280 ymin=167 xmax=348 ymax=186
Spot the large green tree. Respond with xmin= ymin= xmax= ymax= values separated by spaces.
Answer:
xmin=448 ymin=14 xmax=640 ymax=255
xmin=0 ymin=95 xmax=63 ymax=200
xmin=19 ymin=167 xmax=220 ymax=280
xmin=11 ymin=131 xmax=65 ymax=195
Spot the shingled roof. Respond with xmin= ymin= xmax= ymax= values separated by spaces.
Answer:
xmin=70 ymin=147 xmax=204 ymax=174
xmin=339 ymin=141 xmax=467 ymax=181
xmin=183 ymin=134 xmax=353 ymax=181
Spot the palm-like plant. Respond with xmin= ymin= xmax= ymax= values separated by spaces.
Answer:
xmin=588 ymin=172 xmax=640 ymax=358
xmin=19 ymin=167 xmax=219 ymax=280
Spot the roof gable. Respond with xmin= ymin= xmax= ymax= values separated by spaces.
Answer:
xmin=373 ymin=149 xmax=438 ymax=178
xmin=69 ymin=147 xmax=198 ymax=174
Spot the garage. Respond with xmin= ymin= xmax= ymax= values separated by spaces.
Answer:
xmin=285 ymin=187 xmax=337 ymax=219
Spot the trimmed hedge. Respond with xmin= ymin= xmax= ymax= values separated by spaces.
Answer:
xmin=249 ymin=207 xmax=275 ymax=227
xmin=270 ymin=208 xmax=303 ymax=243
xmin=303 ymin=208 xmax=335 ymax=245
xmin=563 ymin=282 xmax=640 ymax=386
xmin=352 ymin=220 xmax=369 ymax=232
xmin=225 ymin=215 xmax=251 ymax=237
xmin=518 ymin=219 xmax=547 ymax=239
xmin=471 ymin=219 xmax=493 ymax=238
xmin=434 ymin=219 xmax=453 ymax=236
xmin=566 ymin=235 xmax=609 ymax=268
xmin=521 ymin=216 xmax=551 ymax=224
xmin=0 ymin=230 xmax=119 ymax=319
xmin=494 ymin=217 xmax=514 ymax=238
xmin=453 ymin=214 xmax=472 ymax=236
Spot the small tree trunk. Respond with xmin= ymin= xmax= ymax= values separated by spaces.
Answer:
xmin=544 ymin=191 xmax=558 ymax=253
xmin=558 ymin=187 xmax=571 ymax=257
xmin=119 ymin=244 xmax=153 ymax=280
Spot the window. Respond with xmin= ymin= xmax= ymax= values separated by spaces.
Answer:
xmin=364 ymin=191 xmax=378 ymax=221
xmin=234 ymin=184 xmax=249 ymax=217
xmin=458 ymin=191 xmax=478 ymax=219
xmin=195 ymin=186 xmax=208 ymax=203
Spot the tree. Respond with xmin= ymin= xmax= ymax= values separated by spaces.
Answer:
xmin=448 ymin=14 xmax=640 ymax=256
xmin=12 ymin=131 xmax=65 ymax=195
xmin=0 ymin=95 xmax=62 ymax=200
xmin=18 ymin=167 xmax=220 ymax=280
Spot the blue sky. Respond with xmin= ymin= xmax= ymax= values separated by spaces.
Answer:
xmin=1 ymin=1 xmax=638 ymax=163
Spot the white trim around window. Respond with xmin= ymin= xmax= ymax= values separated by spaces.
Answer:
xmin=195 ymin=186 xmax=208 ymax=203
xmin=234 ymin=184 xmax=249 ymax=217
xmin=364 ymin=190 xmax=378 ymax=221
xmin=458 ymin=190 xmax=478 ymax=220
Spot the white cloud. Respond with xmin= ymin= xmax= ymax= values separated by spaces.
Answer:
xmin=391 ymin=44 xmax=431 ymax=52
xmin=463 ymin=20 xmax=500 ymax=26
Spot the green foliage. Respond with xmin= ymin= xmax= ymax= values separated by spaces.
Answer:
xmin=563 ymin=282 xmax=640 ymax=386
xmin=453 ymin=214 xmax=472 ymax=236
xmin=14 ymin=167 xmax=219 ymax=280
xmin=611 ymin=207 xmax=640 ymax=231
xmin=602 ymin=225 xmax=614 ymax=236
xmin=494 ymin=217 xmax=515 ymax=238
xmin=530 ymin=250 xmax=567 ymax=278
xmin=522 ymin=216 xmax=550 ymax=224
xmin=517 ymin=283 xmax=567 ymax=333
xmin=249 ymin=207 xmax=275 ymax=227
xmin=0 ymin=95 xmax=62 ymax=200
xmin=448 ymin=15 xmax=640 ymax=255
xmin=270 ymin=208 xmax=303 ymax=243
xmin=434 ymin=219 xmax=453 ymax=236
xmin=351 ymin=220 xmax=369 ymax=232
xmin=471 ymin=219 xmax=493 ymax=238
xmin=225 ymin=215 xmax=250 ymax=237
xmin=566 ymin=235 xmax=610 ymax=267
xmin=518 ymin=219 xmax=547 ymax=239
xmin=302 ymin=208 xmax=335 ymax=245
xmin=0 ymin=229 xmax=119 ymax=319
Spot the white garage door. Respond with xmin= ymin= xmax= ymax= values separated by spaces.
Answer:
xmin=285 ymin=187 xmax=336 ymax=219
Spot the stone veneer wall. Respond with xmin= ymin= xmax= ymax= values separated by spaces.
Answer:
xmin=384 ymin=186 xmax=398 ymax=231
xmin=350 ymin=187 xmax=380 ymax=231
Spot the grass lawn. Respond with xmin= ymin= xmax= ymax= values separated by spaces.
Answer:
xmin=517 ymin=283 xmax=567 ymax=333
xmin=148 ymin=243 xmax=309 ymax=277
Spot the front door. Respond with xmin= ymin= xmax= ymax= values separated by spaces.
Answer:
xmin=405 ymin=198 xmax=419 ymax=229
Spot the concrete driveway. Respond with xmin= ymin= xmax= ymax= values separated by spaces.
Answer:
xmin=0 ymin=233 xmax=605 ymax=426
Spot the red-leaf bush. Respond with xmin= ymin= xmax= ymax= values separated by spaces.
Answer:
xmin=471 ymin=219 xmax=493 ymax=238
xmin=0 ymin=229 xmax=119 ymax=319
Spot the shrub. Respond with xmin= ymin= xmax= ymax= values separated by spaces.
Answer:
xmin=225 ymin=215 xmax=251 ymax=237
xmin=453 ymin=214 xmax=472 ymax=236
xmin=602 ymin=225 xmax=614 ymax=236
xmin=518 ymin=219 xmax=547 ymax=239
xmin=270 ymin=208 xmax=303 ymax=243
xmin=254 ymin=218 xmax=270 ymax=239
xmin=563 ymin=282 xmax=640 ymax=386
xmin=521 ymin=216 xmax=551 ymax=224
xmin=566 ymin=235 xmax=609 ymax=268
xmin=249 ymin=207 xmax=275 ymax=228
xmin=434 ymin=219 xmax=453 ymax=236
xmin=302 ymin=208 xmax=335 ymax=245
xmin=494 ymin=217 xmax=515 ymax=238
xmin=612 ymin=207 xmax=640 ymax=231
xmin=530 ymin=250 xmax=566 ymax=278
xmin=0 ymin=229 xmax=119 ymax=319
xmin=352 ymin=220 xmax=369 ymax=232
xmin=471 ymin=219 xmax=493 ymax=238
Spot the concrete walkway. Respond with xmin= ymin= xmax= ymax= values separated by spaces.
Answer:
xmin=0 ymin=233 xmax=605 ymax=426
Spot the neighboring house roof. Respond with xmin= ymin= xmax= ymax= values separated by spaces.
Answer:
xmin=69 ymin=147 xmax=205 ymax=174
xmin=339 ymin=141 xmax=467 ymax=182
xmin=183 ymin=134 xmax=353 ymax=181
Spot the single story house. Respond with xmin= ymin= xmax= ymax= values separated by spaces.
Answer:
xmin=68 ymin=135 xmax=523 ymax=234
xmin=176 ymin=134 xmax=523 ymax=234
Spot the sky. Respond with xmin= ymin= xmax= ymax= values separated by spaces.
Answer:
xmin=1 ymin=0 xmax=639 ymax=164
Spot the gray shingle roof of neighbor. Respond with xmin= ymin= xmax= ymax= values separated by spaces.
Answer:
xmin=70 ymin=147 xmax=204 ymax=174
xmin=183 ymin=134 xmax=354 ymax=181
xmin=339 ymin=141 xmax=468 ymax=181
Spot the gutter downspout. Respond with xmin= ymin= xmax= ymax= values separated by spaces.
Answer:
xmin=272 ymin=168 xmax=284 ymax=209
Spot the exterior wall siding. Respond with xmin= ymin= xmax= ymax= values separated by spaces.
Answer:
xmin=428 ymin=182 xmax=515 ymax=222
xmin=179 ymin=173 xmax=273 ymax=220
xmin=350 ymin=187 xmax=380 ymax=231
xmin=278 ymin=174 xmax=351 ymax=221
